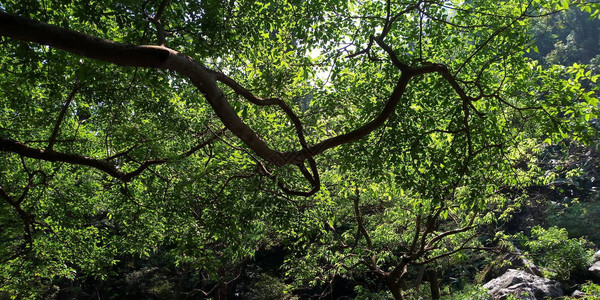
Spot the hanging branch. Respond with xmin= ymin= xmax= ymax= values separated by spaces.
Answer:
xmin=212 ymin=70 xmax=320 ymax=195
xmin=0 ymin=183 xmax=38 ymax=260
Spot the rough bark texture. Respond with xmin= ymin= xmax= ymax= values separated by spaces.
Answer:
xmin=387 ymin=277 xmax=405 ymax=300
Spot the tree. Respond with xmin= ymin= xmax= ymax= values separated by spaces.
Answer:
xmin=0 ymin=0 xmax=598 ymax=299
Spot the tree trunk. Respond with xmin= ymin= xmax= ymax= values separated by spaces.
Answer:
xmin=215 ymin=268 xmax=228 ymax=300
xmin=214 ymin=281 xmax=227 ymax=300
xmin=175 ymin=272 xmax=185 ymax=300
xmin=387 ymin=277 xmax=404 ymax=300
xmin=399 ymin=277 xmax=408 ymax=291
xmin=414 ymin=265 xmax=426 ymax=287
xmin=428 ymin=270 xmax=440 ymax=299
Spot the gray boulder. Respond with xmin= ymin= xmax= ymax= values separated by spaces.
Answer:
xmin=482 ymin=248 xmax=542 ymax=282
xmin=593 ymin=250 xmax=600 ymax=262
xmin=571 ymin=290 xmax=586 ymax=298
xmin=483 ymin=269 xmax=564 ymax=300
xmin=589 ymin=261 xmax=600 ymax=279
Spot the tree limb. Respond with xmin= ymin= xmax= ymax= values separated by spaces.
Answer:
xmin=143 ymin=0 xmax=170 ymax=46
xmin=47 ymin=79 xmax=80 ymax=152
xmin=0 ymin=130 xmax=220 ymax=182
xmin=0 ymin=12 xmax=415 ymax=169
xmin=0 ymin=11 xmax=513 ymax=193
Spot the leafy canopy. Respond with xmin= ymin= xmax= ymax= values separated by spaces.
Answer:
xmin=0 ymin=0 xmax=599 ymax=298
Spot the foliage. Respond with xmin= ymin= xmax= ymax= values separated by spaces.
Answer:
xmin=440 ymin=284 xmax=491 ymax=300
xmin=530 ymin=139 xmax=600 ymax=244
xmin=579 ymin=282 xmax=600 ymax=299
xmin=0 ymin=0 xmax=599 ymax=299
xmin=548 ymin=200 xmax=600 ymax=244
xmin=519 ymin=226 xmax=593 ymax=280
xmin=241 ymin=273 xmax=297 ymax=300
xmin=529 ymin=7 xmax=600 ymax=66
xmin=354 ymin=286 xmax=393 ymax=300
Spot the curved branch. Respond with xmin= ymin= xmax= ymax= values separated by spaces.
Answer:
xmin=0 ymin=131 xmax=220 ymax=182
xmin=0 ymin=11 xmax=288 ymax=165
xmin=283 ymin=74 xmax=412 ymax=164
xmin=0 ymin=186 xmax=34 ymax=257
xmin=212 ymin=70 xmax=321 ymax=195
xmin=425 ymin=215 xmax=476 ymax=250
xmin=373 ymin=35 xmax=410 ymax=71
xmin=1 ymin=138 xmax=125 ymax=179
xmin=0 ymin=12 xmax=482 ymax=189
xmin=0 ymin=11 xmax=416 ymax=168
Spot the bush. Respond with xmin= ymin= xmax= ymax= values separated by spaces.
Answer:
xmin=440 ymin=284 xmax=491 ymax=300
xmin=580 ymin=282 xmax=600 ymax=299
xmin=547 ymin=201 xmax=600 ymax=245
xmin=523 ymin=226 xmax=593 ymax=280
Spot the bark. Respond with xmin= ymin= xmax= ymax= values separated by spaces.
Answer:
xmin=429 ymin=270 xmax=440 ymax=299
xmin=0 ymin=131 xmax=218 ymax=182
xmin=387 ymin=276 xmax=404 ymax=300
xmin=0 ymin=138 xmax=125 ymax=179
xmin=399 ymin=277 xmax=408 ymax=291
xmin=215 ymin=268 xmax=228 ymax=300
xmin=216 ymin=281 xmax=227 ymax=300
xmin=0 ymin=12 xmax=286 ymax=164
xmin=414 ymin=265 xmax=426 ymax=287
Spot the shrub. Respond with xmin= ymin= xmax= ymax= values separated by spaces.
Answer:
xmin=524 ymin=226 xmax=593 ymax=280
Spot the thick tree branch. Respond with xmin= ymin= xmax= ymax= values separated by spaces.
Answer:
xmin=0 ymin=12 xmax=171 ymax=67
xmin=0 ymin=12 xmax=416 ymax=169
xmin=212 ymin=70 xmax=321 ymax=195
xmin=1 ymin=138 xmax=125 ymax=178
xmin=0 ymin=12 xmax=490 ymax=192
xmin=0 ymin=11 xmax=287 ymax=165
xmin=289 ymin=74 xmax=412 ymax=164
xmin=373 ymin=35 xmax=410 ymax=71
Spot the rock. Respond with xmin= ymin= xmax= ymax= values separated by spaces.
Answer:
xmin=593 ymin=250 xmax=600 ymax=262
xmin=483 ymin=269 xmax=564 ymax=300
xmin=518 ymin=257 xmax=543 ymax=277
xmin=482 ymin=248 xmax=542 ymax=282
xmin=571 ymin=290 xmax=586 ymax=298
xmin=589 ymin=261 xmax=600 ymax=279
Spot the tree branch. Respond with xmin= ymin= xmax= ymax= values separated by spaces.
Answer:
xmin=143 ymin=0 xmax=170 ymax=46
xmin=424 ymin=215 xmax=476 ymax=250
xmin=0 ymin=12 xmax=417 ymax=169
xmin=0 ymin=130 xmax=220 ymax=182
xmin=0 ymin=186 xmax=34 ymax=256
xmin=47 ymin=79 xmax=80 ymax=152
xmin=0 ymin=11 xmax=508 ymax=194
